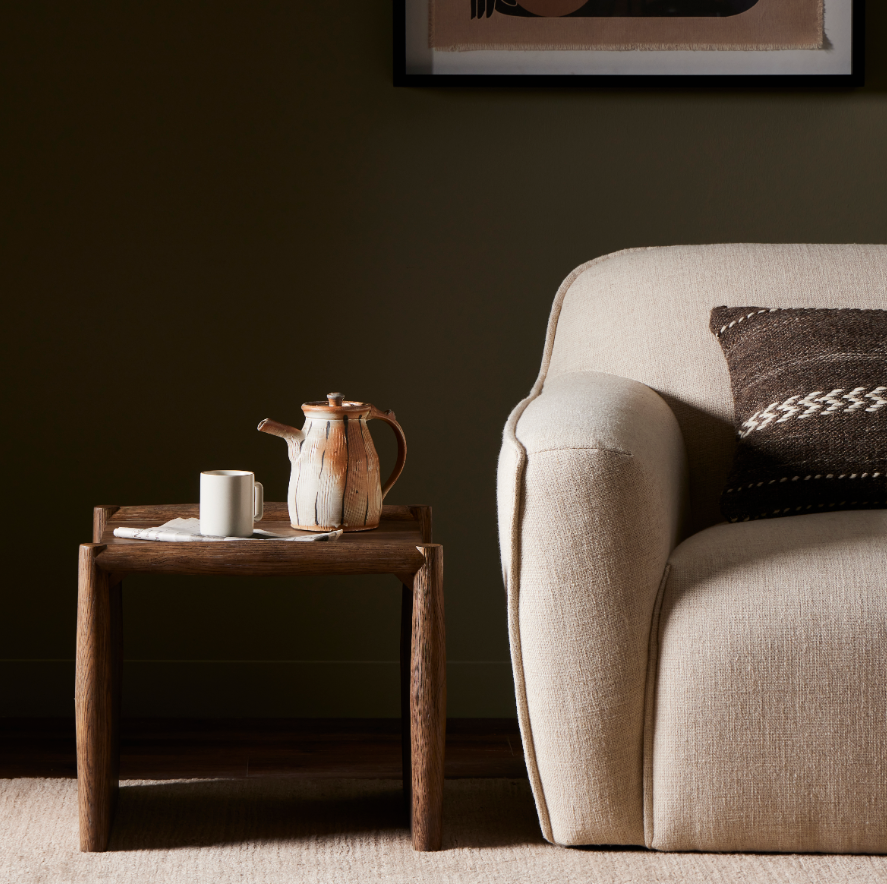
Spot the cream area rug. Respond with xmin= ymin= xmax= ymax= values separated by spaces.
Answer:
xmin=2 ymin=778 xmax=886 ymax=884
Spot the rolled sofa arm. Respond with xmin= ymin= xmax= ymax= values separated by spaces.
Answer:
xmin=498 ymin=370 xmax=687 ymax=847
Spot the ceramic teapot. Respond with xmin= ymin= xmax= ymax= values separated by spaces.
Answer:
xmin=258 ymin=393 xmax=407 ymax=532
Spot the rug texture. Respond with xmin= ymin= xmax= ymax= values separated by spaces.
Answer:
xmin=2 ymin=778 xmax=886 ymax=884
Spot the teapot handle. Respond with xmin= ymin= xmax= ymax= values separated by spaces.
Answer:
xmin=368 ymin=405 xmax=407 ymax=500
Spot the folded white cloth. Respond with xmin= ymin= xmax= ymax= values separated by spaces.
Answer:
xmin=113 ymin=518 xmax=343 ymax=543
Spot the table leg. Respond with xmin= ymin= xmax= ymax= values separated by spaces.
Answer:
xmin=400 ymin=583 xmax=413 ymax=812
xmin=75 ymin=543 xmax=122 ymax=852
xmin=409 ymin=544 xmax=446 ymax=851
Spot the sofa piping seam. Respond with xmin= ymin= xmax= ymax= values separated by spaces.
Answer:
xmin=504 ymin=247 xmax=655 ymax=845
xmin=642 ymin=562 xmax=671 ymax=850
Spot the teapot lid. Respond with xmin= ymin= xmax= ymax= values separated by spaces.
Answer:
xmin=302 ymin=392 xmax=371 ymax=418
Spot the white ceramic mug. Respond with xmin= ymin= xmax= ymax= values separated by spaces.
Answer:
xmin=200 ymin=470 xmax=264 ymax=537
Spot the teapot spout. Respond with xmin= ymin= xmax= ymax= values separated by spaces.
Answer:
xmin=257 ymin=418 xmax=305 ymax=460
xmin=257 ymin=418 xmax=303 ymax=441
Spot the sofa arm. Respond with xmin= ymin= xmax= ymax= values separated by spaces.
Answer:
xmin=498 ymin=370 xmax=687 ymax=846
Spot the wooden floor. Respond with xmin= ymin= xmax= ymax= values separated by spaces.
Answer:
xmin=0 ymin=719 xmax=526 ymax=780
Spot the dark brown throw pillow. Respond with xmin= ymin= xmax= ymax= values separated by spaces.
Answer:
xmin=711 ymin=306 xmax=887 ymax=522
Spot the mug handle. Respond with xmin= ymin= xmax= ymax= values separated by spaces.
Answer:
xmin=254 ymin=481 xmax=264 ymax=522
xmin=368 ymin=405 xmax=407 ymax=500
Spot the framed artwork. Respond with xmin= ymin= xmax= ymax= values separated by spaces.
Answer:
xmin=395 ymin=0 xmax=864 ymax=86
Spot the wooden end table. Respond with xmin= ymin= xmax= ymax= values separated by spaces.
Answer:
xmin=75 ymin=503 xmax=445 ymax=852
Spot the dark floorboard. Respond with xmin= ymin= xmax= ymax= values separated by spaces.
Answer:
xmin=0 ymin=718 xmax=526 ymax=780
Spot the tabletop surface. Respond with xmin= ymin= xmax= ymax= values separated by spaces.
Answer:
xmin=102 ymin=504 xmax=427 ymax=545
xmin=91 ymin=504 xmax=433 ymax=576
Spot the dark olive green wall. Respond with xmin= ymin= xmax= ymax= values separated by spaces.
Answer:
xmin=4 ymin=3 xmax=886 ymax=717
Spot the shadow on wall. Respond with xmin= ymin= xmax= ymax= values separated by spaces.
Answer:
xmin=866 ymin=4 xmax=887 ymax=92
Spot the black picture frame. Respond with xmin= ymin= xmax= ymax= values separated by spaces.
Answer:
xmin=394 ymin=0 xmax=864 ymax=87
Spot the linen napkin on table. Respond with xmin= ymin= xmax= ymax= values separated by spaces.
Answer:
xmin=113 ymin=517 xmax=343 ymax=542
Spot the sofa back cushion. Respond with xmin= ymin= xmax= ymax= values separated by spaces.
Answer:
xmin=545 ymin=244 xmax=887 ymax=533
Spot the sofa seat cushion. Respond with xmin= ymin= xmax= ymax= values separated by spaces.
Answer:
xmin=647 ymin=510 xmax=887 ymax=854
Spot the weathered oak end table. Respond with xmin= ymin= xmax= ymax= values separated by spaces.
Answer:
xmin=76 ymin=503 xmax=445 ymax=852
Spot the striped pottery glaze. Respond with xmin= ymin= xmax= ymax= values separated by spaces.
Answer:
xmin=258 ymin=394 xmax=407 ymax=532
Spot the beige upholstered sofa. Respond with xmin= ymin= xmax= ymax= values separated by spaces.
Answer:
xmin=497 ymin=244 xmax=886 ymax=853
